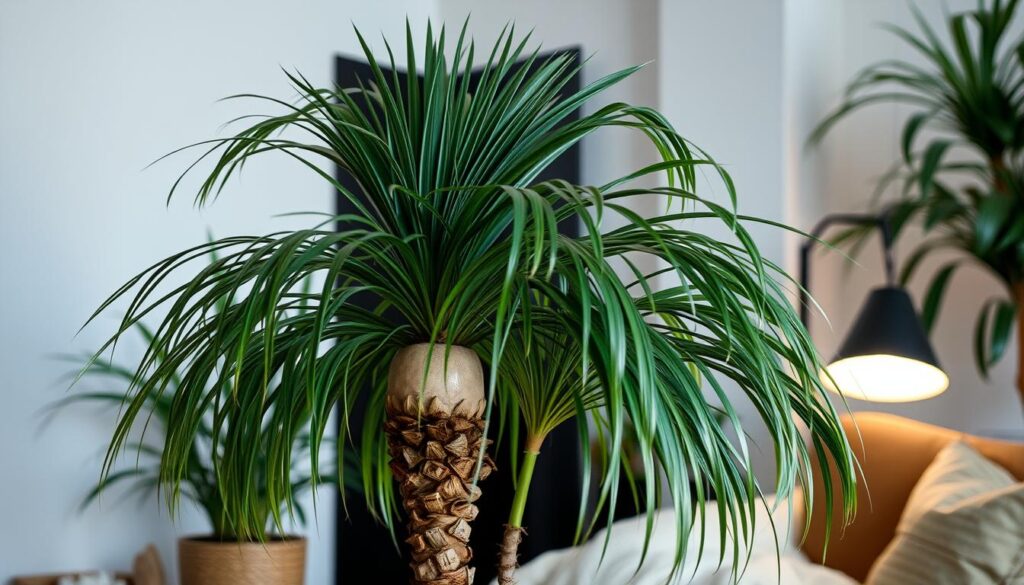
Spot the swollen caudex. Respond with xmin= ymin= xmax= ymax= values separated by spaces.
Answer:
xmin=385 ymin=344 xmax=494 ymax=585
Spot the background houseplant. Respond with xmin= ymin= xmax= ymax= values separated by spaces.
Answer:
xmin=60 ymin=277 xmax=350 ymax=585
xmin=813 ymin=0 xmax=1024 ymax=411
xmin=84 ymin=24 xmax=857 ymax=583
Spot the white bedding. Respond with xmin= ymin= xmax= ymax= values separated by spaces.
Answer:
xmin=498 ymin=499 xmax=857 ymax=585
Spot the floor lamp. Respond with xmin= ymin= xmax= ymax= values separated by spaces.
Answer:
xmin=799 ymin=213 xmax=949 ymax=402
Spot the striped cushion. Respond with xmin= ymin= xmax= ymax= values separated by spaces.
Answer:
xmin=866 ymin=441 xmax=1024 ymax=585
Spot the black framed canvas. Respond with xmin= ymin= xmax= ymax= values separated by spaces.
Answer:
xmin=333 ymin=48 xmax=582 ymax=585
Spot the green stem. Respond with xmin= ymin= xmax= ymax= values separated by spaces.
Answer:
xmin=500 ymin=436 xmax=546 ymax=584
xmin=507 ymin=438 xmax=543 ymax=528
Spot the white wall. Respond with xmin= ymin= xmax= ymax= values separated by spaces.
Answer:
xmin=660 ymin=0 xmax=786 ymax=264
xmin=0 ymin=1 xmax=432 ymax=582
xmin=782 ymin=0 xmax=845 ymax=256
xmin=657 ymin=0 xmax=789 ymax=484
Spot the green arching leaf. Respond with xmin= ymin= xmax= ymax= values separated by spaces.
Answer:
xmin=922 ymin=262 xmax=960 ymax=333
xmin=975 ymin=300 xmax=995 ymax=377
xmin=996 ymin=213 xmax=1024 ymax=252
xmin=975 ymin=193 xmax=1014 ymax=254
xmin=923 ymin=184 xmax=966 ymax=229
xmin=79 ymin=467 xmax=159 ymax=512
xmin=901 ymin=110 xmax=935 ymax=162
xmin=898 ymin=236 xmax=958 ymax=286
xmin=918 ymin=141 xmax=952 ymax=198
xmin=57 ymin=276 xmax=353 ymax=541
xmin=988 ymin=300 xmax=1016 ymax=366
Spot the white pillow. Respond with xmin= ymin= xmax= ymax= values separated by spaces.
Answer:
xmin=866 ymin=441 xmax=1024 ymax=585
xmin=500 ymin=497 xmax=858 ymax=585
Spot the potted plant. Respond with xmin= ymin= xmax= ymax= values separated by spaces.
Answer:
xmin=84 ymin=24 xmax=857 ymax=583
xmin=812 ymin=0 xmax=1024 ymax=412
xmin=61 ymin=296 xmax=351 ymax=585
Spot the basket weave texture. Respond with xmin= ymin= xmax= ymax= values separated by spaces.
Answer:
xmin=177 ymin=537 xmax=305 ymax=585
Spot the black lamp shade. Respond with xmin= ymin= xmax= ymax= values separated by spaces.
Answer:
xmin=823 ymin=286 xmax=949 ymax=402
xmin=833 ymin=287 xmax=940 ymax=366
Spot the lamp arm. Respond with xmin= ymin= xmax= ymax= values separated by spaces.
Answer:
xmin=799 ymin=213 xmax=896 ymax=328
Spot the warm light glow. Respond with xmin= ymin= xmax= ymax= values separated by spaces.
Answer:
xmin=822 ymin=354 xmax=949 ymax=403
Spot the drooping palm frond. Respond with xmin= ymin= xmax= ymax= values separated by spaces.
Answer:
xmin=492 ymin=327 xmax=602 ymax=452
xmin=57 ymin=313 xmax=349 ymax=539
xmin=84 ymin=21 xmax=856 ymax=578
xmin=812 ymin=0 xmax=1024 ymax=379
xmin=490 ymin=212 xmax=857 ymax=581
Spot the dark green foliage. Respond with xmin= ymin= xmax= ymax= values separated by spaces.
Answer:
xmin=85 ymin=22 xmax=856 ymax=577
xmin=57 ymin=323 xmax=353 ymax=539
xmin=813 ymin=0 xmax=1024 ymax=376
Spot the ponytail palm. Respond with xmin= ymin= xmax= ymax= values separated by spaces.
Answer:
xmin=87 ymin=23 xmax=856 ymax=581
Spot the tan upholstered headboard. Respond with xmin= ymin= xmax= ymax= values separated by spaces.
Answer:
xmin=800 ymin=411 xmax=1024 ymax=583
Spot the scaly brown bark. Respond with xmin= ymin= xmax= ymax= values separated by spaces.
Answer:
xmin=497 ymin=525 xmax=525 ymax=585
xmin=385 ymin=395 xmax=495 ymax=585
xmin=385 ymin=344 xmax=494 ymax=585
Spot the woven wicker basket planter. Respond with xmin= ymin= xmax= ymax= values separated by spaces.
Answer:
xmin=178 ymin=536 xmax=306 ymax=585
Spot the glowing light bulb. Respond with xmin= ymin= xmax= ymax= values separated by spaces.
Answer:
xmin=822 ymin=354 xmax=949 ymax=403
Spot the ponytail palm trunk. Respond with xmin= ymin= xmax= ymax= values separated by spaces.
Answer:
xmin=385 ymin=344 xmax=493 ymax=584
xmin=86 ymin=22 xmax=856 ymax=583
